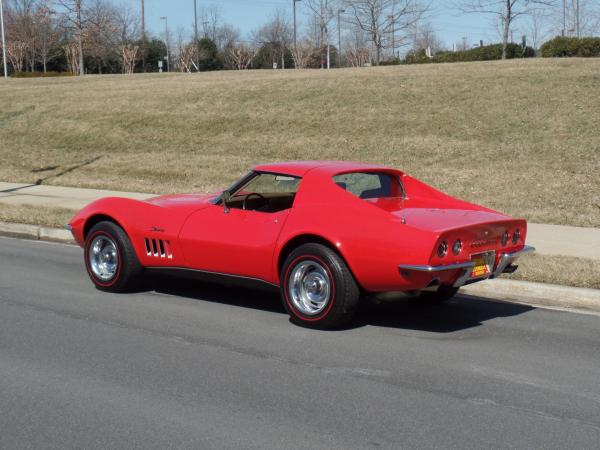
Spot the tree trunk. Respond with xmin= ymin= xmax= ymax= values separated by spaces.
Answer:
xmin=501 ymin=0 xmax=511 ymax=60
xmin=76 ymin=0 xmax=84 ymax=76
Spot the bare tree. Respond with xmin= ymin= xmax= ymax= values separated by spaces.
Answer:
xmin=344 ymin=0 xmax=428 ymax=65
xmin=214 ymin=23 xmax=240 ymax=51
xmin=36 ymin=1 xmax=62 ymax=72
xmin=55 ymin=0 xmax=86 ymax=75
xmin=84 ymin=0 xmax=118 ymax=74
xmin=6 ymin=0 xmax=38 ymax=71
xmin=5 ymin=41 xmax=28 ymax=71
xmin=526 ymin=6 xmax=551 ymax=50
xmin=63 ymin=40 xmax=79 ymax=73
xmin=224 ymin=42 xmax=257 ymax=70
xmin=290 ymin=39 xmax=313 ymax=68
xmin=252 ymin=9 xmax=292 ymax=69
xmin=121 ymin=43 xmax=137 ymax=73
xmin=414 ymin=22 xmax=444 ymax=52
xmin=177 ymin=43 xmax=195 ymax=72
xmin=199 ymin=4 xmax=220 ymax=40
xmin=302 ymin=0 xmax=338 ymax=68
xmin=342 ymin=21 xmax=370 ymax=65
xmin=458 ymin=0 xmax=554 ymax=59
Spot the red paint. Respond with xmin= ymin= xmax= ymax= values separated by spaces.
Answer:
xmin=70 ymin=161 xmax=529 ymax=293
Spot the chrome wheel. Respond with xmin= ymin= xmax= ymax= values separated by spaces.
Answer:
xmin=288 ymin=260 xmax=331 ymax=315
xmin=89 ymin=235 xmax=118 ymax=281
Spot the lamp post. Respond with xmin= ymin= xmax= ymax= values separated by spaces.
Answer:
xmin=337 ymin=9 xmax=345 ymax=67
xmin=193 ymin=0 xmax=199 ymax=69
xmin=293 ymin=0 xmax=302 ymax=55
xmin=160 ymin=16 xmax=170 ymax=72
xmin=1 ymin=0 xmax=8 ymax=78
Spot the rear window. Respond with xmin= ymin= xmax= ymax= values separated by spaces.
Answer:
xmin=333 ymin=172 xmax=404 ymax=199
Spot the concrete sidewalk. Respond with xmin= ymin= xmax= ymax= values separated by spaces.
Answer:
xmin=1 ymin=182 xmax=599 ymax=261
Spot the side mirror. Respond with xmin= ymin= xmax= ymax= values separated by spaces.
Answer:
xmin=222 ymin=190 xmax=231 ymax=214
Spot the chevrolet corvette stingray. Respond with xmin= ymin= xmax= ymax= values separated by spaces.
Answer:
xmin=69 ymin=161 xmax=534 ymax=329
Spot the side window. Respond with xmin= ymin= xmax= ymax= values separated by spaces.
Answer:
xmin=229 ymin=173 xmax=301 ymax=213
xmin=333 ymin=172 xmax=403 ymax=199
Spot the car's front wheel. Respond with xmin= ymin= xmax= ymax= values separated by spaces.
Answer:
xmin=84 ymin=221 xmax=142 ymax=292
xmin=281 ymin=243 xmax=360 ymax=329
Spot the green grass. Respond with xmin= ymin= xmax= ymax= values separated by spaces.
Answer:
xmin=1 ymin=58 xmax=599 ymax=227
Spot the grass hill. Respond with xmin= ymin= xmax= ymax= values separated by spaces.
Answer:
xmin=1 ymin=58 xmax=599 ymax=227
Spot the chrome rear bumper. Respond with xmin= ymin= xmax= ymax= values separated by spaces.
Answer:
xmin=399 ymin=245 xmax=535 ymax=288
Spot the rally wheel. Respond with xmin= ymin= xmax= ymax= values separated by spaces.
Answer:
xmin=84 ymin=221 xmax=142 ymax=292
xmin=281 ymin=243 xmax=360 ymax=329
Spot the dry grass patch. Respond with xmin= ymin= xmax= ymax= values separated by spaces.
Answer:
xmin=505 ymin=253 xmax=600 ymax=289
xmin=0 ymin=204 xmax=76 ymax=229
xmin=1 ymin=59 xmax=599 ymax=226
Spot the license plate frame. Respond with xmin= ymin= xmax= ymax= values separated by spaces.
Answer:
xmin=470 ymin=251 xmax=495 ymax=279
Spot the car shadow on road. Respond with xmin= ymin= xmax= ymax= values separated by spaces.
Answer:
xmin=149 ymin=276 xmax=535 ymax=333
xmin=353 ymin=295 xmax=534 ymax=333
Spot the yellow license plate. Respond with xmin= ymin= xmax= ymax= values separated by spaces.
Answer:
xmin=470 ymin=257 xmax=491 ymax=278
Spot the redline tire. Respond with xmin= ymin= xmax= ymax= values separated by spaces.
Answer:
xmin=84 ymin=221 xmax=142 ymax=292
xmin=281 ymin=243 xmax=360 ymax=329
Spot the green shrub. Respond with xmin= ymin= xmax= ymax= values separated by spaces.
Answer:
xmin=11 ymin=71 xmax=74 ymax=78
xmin=540 ymin=36 xmax=600 ymax=57
xmin=404 ymin=43 xmax=535 ymax=64
xmin=379 ymin=58 xmax=401 ymax=66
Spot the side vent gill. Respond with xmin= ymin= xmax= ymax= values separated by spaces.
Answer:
xmin=144 ymin=238 xmax=173 ymax=259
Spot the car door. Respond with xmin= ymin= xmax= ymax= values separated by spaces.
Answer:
xmin=178 ymin=204 xmax=289 ymax=282
xmin=178 ymin=172 xmax=301 ymax=282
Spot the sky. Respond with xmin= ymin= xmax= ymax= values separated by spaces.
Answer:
xmin=129 ymin=0 xmax=544 ymax=50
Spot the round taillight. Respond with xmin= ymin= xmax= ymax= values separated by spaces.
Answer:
xmin=437 ymin=241 xmax=448 ymax=258
xmin=512 ymin=228 xmax=520 ymax=244
xmin=452 ymin=239 xmax=462 ymax=255
xmin=501 ymin=231 xmax=509 ymax=246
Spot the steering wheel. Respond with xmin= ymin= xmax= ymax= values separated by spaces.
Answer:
xmin=242 ymin=192 xmax=268 ymax=210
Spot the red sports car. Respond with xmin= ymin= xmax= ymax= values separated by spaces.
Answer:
xmin=69 ymin=161 xmax=534 ymax=329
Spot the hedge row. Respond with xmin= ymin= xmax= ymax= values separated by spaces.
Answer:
xmin=404 ymin=43 xmax=534 ymax=64
xmin=11 ymin=71 xmax=74 ymax=78
xmin=540 ymin=37 xmax=600 ymax=57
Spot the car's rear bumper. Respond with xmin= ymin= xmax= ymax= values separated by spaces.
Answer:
xmin=399 ymin=245 xmax=535 ymax=288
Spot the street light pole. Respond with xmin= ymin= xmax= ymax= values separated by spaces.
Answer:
xmin=160 ymin=16 xmax=170 ymax=72
xmin=293 ymin=0 xmax=302 ymax=69
xmin=193 ymin=0 xmax=199 ymax=70
xmin=141 ymin=0 xmax=146 ymax=72
xmin=0 ymin=0 xmax=8 ymax=78
xmin=337 ymin=9 xmax=345 ymax=68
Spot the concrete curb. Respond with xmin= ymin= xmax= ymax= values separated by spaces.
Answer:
xmin=1 ymin=221 xmax=599 ymax=314
xmin=0 ymin=221 xmax=75 ymax=243
xmin=461 ymin=279 xmax=600 ymax=314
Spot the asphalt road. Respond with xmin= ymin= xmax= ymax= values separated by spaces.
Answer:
xmin=1 ymin=237 xmax=600 ymax=450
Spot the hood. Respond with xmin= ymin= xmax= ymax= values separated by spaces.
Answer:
xmin=145 ymin=192 xmax=219 ymax=209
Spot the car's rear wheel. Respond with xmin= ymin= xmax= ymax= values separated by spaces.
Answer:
xmin=281 ymin=243 xmax=360 ymax=329
xmin=419 ymin=285 xmax=459 ymax=304
xmin=84 ymin=221 xmax=142 ymax=292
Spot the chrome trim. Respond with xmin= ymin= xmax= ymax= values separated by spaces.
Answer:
xmin=491 ymin=245 xmax=535 ymax=278
xmin=399 ymin=261 xmax=474 ymax=273
xmin=399 ymin=245 xmax=535 ymax=288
